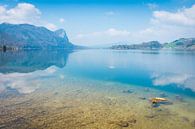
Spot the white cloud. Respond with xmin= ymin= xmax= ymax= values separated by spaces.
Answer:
xmin=0 ymin=3 xmax=57 ymax=31
xmin=152 ymin=5 xmax=195 ymax=26
xmin=45 ymin=23 xmax=58 ymax=31
xmin=59 ymin=18 xmax=65 ymax=23
xmin=133 ymin=4 xmax=195 ymax=43
xmin=0 ymin=3 xmax=40 ymax=24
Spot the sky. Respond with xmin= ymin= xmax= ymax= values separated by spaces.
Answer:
xmin=0 ymin=0 xmax=195 ymax=46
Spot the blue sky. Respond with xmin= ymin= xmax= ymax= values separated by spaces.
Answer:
xmin=0 ymin=0 xmax=195 ymax=46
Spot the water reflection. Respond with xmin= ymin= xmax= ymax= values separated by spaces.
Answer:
xmin=0 ymin=49 xmax=195 ymax=129
xmin=0 ymin=49 xmax=195 ymax=97
xmin=0 ymin=66 xmax=58 ymax=94
xmin=62 ymin=50 xmax=195 ymax=96
xmin=0 ymin=50 xmax=73 ymax=73
xmin=151 ymin=73 xmax=195 ymax=92
xmin=0 ymin=50 xmax=73 ymax=96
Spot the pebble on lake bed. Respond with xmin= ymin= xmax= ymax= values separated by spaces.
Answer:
xmin=192 ymin=120 xmax=195 ymax=127
xmin=122 ymin=89 xmax=134 ymax=94
xmin=144 ymin=88 xmax=150 ymax=92
xmin=139 ymin=97 xmax=146 ymax=100
xmin=181 ymin=116 xmax=190 ymax=122
xmin=160 ymin=93 xmax=167 ymax=97
xmin=109 ymin=118 xmax=136 ymax=128
xmin=145 ymin=114 xmax=157 ymax=119
xmin=117 ymin=121 xmax=129 ymax=127
xmin=175 ymin=95 xmax=184 ymax=102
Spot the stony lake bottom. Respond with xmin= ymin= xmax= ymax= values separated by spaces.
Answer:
xmin=0 ymin=49 xmax=195 ymax=129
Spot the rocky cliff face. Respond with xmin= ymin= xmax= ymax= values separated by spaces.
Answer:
xmin=0 ymin=23 xmax=74 ymax=49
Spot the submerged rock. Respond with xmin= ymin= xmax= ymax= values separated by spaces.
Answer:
xmin=117 ymin=121 xmax=129 ymax=127
xmin=145 ymin=114 xmax=157 ymax=119
xmin=192 ymin=120 xmax=195 ymax=127
xmin=139 ymin=97 xmax=146 ymax=100
xmin=181 ymin=116 xmax=190 ymax=122
xmin=0 ymin=87 xmax=21 ymax=99
xmin=128 ymin=119 xmax=137 ymax=124
xmin=109 ymin=118 xmax=136 ymax=128
xmin=122 ymin=89 xmax=134 ymax=94
xmin=144 ymin=88 xmax=150 ymax=92
xmin=54 ymin=92 xmax=59 ymax=95
xmin=175 ymin=95 xmax=184 ymax=102
xmin=160 ymin=93 xmax=167 ymax=97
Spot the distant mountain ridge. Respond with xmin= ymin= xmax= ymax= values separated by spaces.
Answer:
xmin=1 ymin=23 xmax=194 ymax=51
xmin=110 ymin=38 xmax=195 ymax=50
xmin=163 ymin=38 xmax=195 ymax=50
xmin=0 ymin=23 xmax=74 ymax=49
xmin=111 ymin=41 xmax=162 ymax=50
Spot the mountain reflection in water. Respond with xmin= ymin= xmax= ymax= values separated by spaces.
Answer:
xmin=0 ymin=50 xmax=73 ymax=73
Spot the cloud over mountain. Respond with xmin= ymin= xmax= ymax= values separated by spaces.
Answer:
xmin=152 ymin=5 xmax=195 ymax=26
xmin=134 ymin=4 xmax=195 ymax=43
xmin=0 ymin=3 xmax=57 ymax=30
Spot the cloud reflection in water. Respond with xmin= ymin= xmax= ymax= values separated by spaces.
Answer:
xmin=0 ymin=66 xmax=58 ymax=94
xmin=152 ymin=73 xmax=195 ymax=92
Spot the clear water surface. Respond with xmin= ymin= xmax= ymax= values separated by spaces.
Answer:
xmin=0 ymin=49 xmax=195 ymax=129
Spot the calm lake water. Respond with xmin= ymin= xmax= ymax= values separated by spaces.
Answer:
xmin=0 ymin=49 xmax=195 ymax=129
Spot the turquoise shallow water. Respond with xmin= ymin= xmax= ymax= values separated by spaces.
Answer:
xmin=0 ymin=49 xmax=195 ymax=129
xmin=0 ymin=49 xmax=195 ymax=100
xmin=64 ymin=49 xmax=195 ymax=97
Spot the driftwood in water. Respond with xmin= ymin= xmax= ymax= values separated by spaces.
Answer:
xmin=150 ymin=97 xmax=168 ymax=104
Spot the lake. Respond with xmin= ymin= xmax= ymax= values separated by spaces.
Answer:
xmin=0 ymin=49 xmax=195 ymax=129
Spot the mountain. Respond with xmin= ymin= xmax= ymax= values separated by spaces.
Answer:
xmin=54 ymin=29 xmax=69 ymax=40
xmin=110 ymin=38 xmax=195 ymax=50
xmin=0 ymin=23 xmax=74 ymax=49
xmin=110 ymin=41 xmax=162 ymax=50
xmin=163 ymin=38 xmax=195 ymax=50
